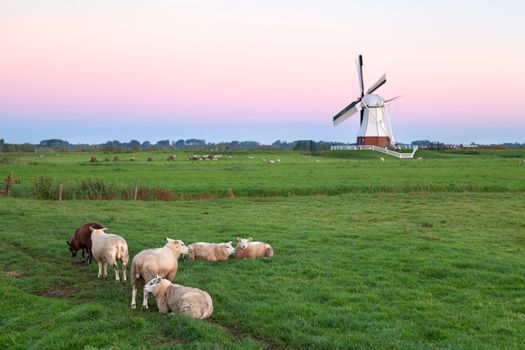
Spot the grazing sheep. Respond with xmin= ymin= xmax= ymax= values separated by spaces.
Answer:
xmin=90 ymin=227 xmax=129 ymax=284
xmin=130 ymin=238 xmax=189 ymax=310
xmin=67 ymin=222 xmax=104 ymax=264
xmin=144 ymin=275 xmax=213 ymax=318
xmin=417 ymin=156 xmax=423 ymax=161
xmin=187 ymin=242 xmax=235 ymax=262
xmin=379 ymin=157 xmax=385 ymax=162
xmin=233 ymin=237 xmax=274 ymax=259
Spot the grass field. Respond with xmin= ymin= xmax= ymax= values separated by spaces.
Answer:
xmin=0 ymin=150 xmax=524 ymax=349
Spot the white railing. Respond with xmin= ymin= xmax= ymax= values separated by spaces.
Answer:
xmin=330 ymin=145 xmax=419 ymax=159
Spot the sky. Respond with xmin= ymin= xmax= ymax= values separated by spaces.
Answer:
xmin=1 ymin=0 xmax=524 ymax=145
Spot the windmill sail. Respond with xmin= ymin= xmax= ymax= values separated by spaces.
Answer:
xmin=333 ymin=100 xmax=359 ymax=126
xmin=366 ymin=74 xmax=386 ymax=94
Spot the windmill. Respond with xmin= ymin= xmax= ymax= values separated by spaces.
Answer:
xmin=332 ymin=55 xmax=399 ymax=147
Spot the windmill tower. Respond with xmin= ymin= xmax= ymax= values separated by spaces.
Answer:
xmin=332 ymin=55 xmax=399 ymax=147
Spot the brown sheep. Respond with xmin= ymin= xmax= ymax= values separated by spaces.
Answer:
xmin=233 ymin=237 xmax=274 ymax=259
xmin=67 ymin=222 xmax=104 ymax=264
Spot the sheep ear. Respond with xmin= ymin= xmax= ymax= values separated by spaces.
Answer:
xmin=236 ymin=237 xmax=240 ymax=241
xmin=101 ymin=227 xmax=108 ymax=231
xmin=66 ymin=240 xmax=71 ymax=246
xmin=166 ymin=238 xmax=174 ymax=243
xmin=248 ymin=237 xmax=253 ymax=242
xmin=227 ymin=241 xmax=232 ymax=244
xmin=89 ymin=226 xmax=95 ymax=232
xmin=156 ymin=274 xmax=161 ymax=279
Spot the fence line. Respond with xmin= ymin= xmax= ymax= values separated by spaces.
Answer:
xmin=330 ymin=145 xmax=419 ymax=159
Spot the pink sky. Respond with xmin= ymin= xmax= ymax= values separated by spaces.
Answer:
xmin=1 ymin=1 xmax=524 ymax=144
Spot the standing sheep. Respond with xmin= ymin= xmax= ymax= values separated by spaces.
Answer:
xmin=90 ymin=227 xmax=129 ymax=285
xmin=186 ymin=241 xmax=234 ymax=262
xmin=144 ymin=275 xmax=213 ymax=319
xmin=130 ymin=238 xmax=189 ymax=310
xmin=233 ymin=237 xmax=274 ymax=259
xmin=67 ymin=222 xmax=104 ymax=264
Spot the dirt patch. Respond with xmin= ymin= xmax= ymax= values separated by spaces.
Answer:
xmin=37 ymin=284 xmax=81 ymax=298
xmin=208 ymin=319 xmax=282 ymax=350
xmin=4 ymin=271 xmax=24 ymax=278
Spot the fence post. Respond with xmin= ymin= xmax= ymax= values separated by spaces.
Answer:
xmin=58 ymin=184 xmax=64 ymax=201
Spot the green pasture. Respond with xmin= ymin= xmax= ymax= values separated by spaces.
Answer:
xmin=1 ymin=149 xmax=524 ymax=199
xmin=0 ymin=149 xmax=524 ymax=349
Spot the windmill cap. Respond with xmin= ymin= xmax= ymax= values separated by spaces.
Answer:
xmin=361 ymin=94 xmax=384 ymax=107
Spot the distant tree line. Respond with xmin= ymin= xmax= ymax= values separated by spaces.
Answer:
xmin=1 ymin=138 xmax=522 ymax=153
xmin=0 ymin=138 xmax=347 ymax=153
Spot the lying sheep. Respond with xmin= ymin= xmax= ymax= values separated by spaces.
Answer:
xmin=67 ymin=222 xmax=104 ymax=264
xmin=90 ymin=227 xmax=129 ymax=284
xmin=130 ymin=238 xmax=189 ymax=310
xmin=233 ymin=237 xmax=274 ymax=259
xmin=144 ymin=275 xmax=213 ymax=319
xmin=187 ymin=241 xmax=234 ymax=262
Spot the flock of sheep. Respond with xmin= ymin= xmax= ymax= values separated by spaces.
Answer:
xmin=66 ymin=223 xmax=273 ymax=319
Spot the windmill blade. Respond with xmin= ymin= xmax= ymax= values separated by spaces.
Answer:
xmin=360 ymin=108 xmax=364 ymax=126
xmin=385 ymin=95 xmax=401 ymax=103
xmin=333 ymin=100 xmax=360 ymax=126
xmin=366 ymin=74 xmax=387 ymax=94
xmin=356 ymin=55 xmax=364 ymax=97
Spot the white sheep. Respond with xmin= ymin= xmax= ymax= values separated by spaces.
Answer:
xmin=144 ymin=275 xmax=213 ymax=319
xmin=233 ymin=237 xmax=274 ymax=259
xmin=379 ymin=157 xmax=385 ymax=162
xmin=417 ymin=156 xmax=423 ymax=161
xmin=187 ymin=242 xmax=234 ymax=262
xmin=90 ymin=227 xmax=129 ymax=285
xmin=130 ymin=238 xmax=189 ymax=310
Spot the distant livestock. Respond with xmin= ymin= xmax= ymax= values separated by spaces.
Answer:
xmin=379 ymin=157 xmax=385 ymax=162
xmin=187 ymin=242 xmax=235 ymax=262
xmin=130 ymin=238 xmax=189 ymax=310
xmin=67 ymin=222 xmax=104 ymax=264
xmin=144 ymin=275 xmax=213 ymax=319
xmin=233 ymin=237 xmax=274 ymax=259
xmin=90 ymin=227 xmax=129 ymax=284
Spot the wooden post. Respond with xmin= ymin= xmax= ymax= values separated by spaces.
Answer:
xmin=34 ymin=176 xmax=38 ymax=198
xmin=58 ymin=184 xmax=64 ymax=201
xmin=5 ymin=171 xmax=13 ymax=196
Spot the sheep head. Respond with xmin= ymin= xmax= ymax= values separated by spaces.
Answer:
xmin=144 ymin=274 xmax=163 ymax=293
xmin=166 ymin=238 xmax=189 ymax=256
xmin=236 ymin=237 xmax=253 ymax=249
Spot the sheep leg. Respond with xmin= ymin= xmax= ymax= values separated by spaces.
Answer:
xmin=113 ymin=263 xmax=120 ymax=283
xmin=81 ymin=249 xmax=86 ymax=263
xmin=122 ymin=264 xmax=127 ymax=285
xmin=131 ymin=286 xmax=137 ymax=309
xmin=103 ymin=260 xmax=108 ymax=278
xmin=97 ymin=260 xmax=102 ymax=278
xmin=142 ymin=290 xmax=149 ymax=309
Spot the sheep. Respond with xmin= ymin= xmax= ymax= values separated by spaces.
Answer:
xmin=186 ymin=242 xmax=235 ymax=262
xmin=130 ymin=238 xmax=189 ymax=310
xmin=379 ymin=157 xmax=385 ymax=162
xmin=67 ymin=222 xmax=104 ymax=264
xmin=144 ymin=275 xmax=213 ymax=318
xmin=90 ymin=227 xmax=129 ymax=285
xmin=233 ymin=237 xmax=274 ymax=259
xmin=417 ymin=156 xmax=423 ymax=161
